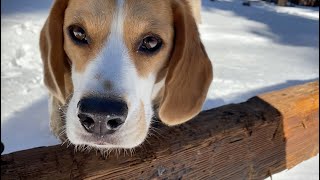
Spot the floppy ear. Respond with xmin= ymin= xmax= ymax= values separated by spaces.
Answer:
xmin=158 ymin=0 xmax=213 ymax=126
xmin=40 ymin=0 xmax=72 ymax=104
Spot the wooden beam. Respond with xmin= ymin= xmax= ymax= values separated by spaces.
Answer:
xmin=1 ymin=81 xmax=318 ymax=180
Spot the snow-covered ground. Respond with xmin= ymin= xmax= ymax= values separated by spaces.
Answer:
xmin=1 ymin=0 xmax=319 ymax=179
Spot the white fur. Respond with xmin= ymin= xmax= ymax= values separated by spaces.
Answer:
xmin=152 ymin=79 xmax=165 ymax=100
xmin=65 ymin=0 xmax=158 ymax=149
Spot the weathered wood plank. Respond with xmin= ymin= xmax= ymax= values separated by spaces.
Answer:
xmin=1 ymin=81 xmax=318 ymax=180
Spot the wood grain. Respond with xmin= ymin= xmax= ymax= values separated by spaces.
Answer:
xmin=1 ymin=81 xmax=318 ymax=180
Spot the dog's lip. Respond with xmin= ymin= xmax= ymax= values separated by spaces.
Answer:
xmin=94 ymin=140 xmax=108 ymax=145
xmin=79 ymin=133 xmax=118 ymax=145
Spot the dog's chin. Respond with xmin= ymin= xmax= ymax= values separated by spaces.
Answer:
xmin=65 ymin=113 xmax=150 ymax=149
xmin=66 ymin=129 xmax=149 ymax=149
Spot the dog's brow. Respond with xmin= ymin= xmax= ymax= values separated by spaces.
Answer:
xmin=71 ymin=14 xmax=86 ymax=25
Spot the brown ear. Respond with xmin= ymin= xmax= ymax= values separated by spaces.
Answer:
xmin=40 ymin=0 xmax=72 ymax=104
xmin=159 ymin=0 xmax=213 ymax=126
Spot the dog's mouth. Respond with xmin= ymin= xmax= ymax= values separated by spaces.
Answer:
xmin=60 ymin=93 xmax=153 ymax=149
xmin=72 ymin=126 xmax=149 ymax=149
xmin=79 ymin=133 xmax=118 ymax=146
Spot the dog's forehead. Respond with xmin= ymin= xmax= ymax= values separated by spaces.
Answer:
xmin=123 ymin=0 xmax=173 ymax=38
xmin=67 ymin=0 xmax=117 ymax=16
xmin=65 ymin=0 xmax=172 ymax=26
xmin=65 ymin=0 xmax=116 ymax=35
xmin=124 ymin=0 xmax=172 ymax=21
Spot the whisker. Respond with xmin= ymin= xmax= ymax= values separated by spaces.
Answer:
xmin=67 ymin=141 xmax=72 ymax=148
xmin=61 ymin=138 xmax=69 ymax=146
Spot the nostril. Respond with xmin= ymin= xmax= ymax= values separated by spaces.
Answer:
xmin=107 ymin=118 xmax=124 ymax=130
xmin=78 ymin=114 xmax=95 ymax=133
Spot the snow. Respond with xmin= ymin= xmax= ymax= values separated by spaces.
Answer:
xmin=1 ymin=0 xmax=319 ymax=179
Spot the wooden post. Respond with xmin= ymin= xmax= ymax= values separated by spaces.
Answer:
xmin=1 ymin=81 xmax=319 ymax=179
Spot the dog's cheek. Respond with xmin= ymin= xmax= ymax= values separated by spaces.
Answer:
xmin=65 ymin=97 xmax=80 ymax=141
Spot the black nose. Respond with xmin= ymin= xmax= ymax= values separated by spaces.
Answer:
xmin=77 ymin=97 xmax=128 ymax=135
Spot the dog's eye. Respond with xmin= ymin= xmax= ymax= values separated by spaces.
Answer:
xmin=69 ymin=25 xmax=88 ymax=45
xmin=138 ymin=35 xmax=162 ymax=54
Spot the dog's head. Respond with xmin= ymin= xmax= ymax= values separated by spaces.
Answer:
xmin=40 ymin=0 xmax=212 ymax=149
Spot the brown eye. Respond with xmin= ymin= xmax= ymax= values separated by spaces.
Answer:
xmin=138 ymin=35 xmax=162 ymax=54
xmin=68 ymin=25 xmax=88 ymax=45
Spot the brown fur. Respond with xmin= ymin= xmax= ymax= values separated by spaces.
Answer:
xmin=158 ymin=0 xmax=213 ymax=126
xmin=40 ymin=0 xmax=72 ymax=139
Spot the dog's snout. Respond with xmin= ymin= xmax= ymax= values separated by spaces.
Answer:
xmin=77 ymin=97 xmax=128 ymax=135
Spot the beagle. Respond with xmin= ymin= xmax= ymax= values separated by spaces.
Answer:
xmin=40 ymin=0 xmax=213 ymax=149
